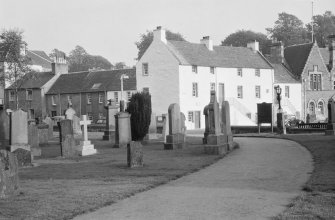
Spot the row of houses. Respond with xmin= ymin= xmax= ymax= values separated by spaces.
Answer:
xmin=1 ymin=27 xmax=335 ymax=129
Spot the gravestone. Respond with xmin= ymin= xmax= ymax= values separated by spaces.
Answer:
xmin=162 ymin=113 xmax=169 ymax=143
xmin=164 ymin=103 xmax=185 ymax=150
xmin=103 ymin=100 xmax=118 ymax=141
xmin=28 ymin=125 xmax=41 ymax=156
xmin=0 ymin=150 xmax=19 ymax=198
xmin=78 ymin=115 xmax=97 ymax=156
xmin=146 ymin=113 xmax=158 ymax=140
xmin=65 ymin=106 xmax=76 ymax=120
xmin=204 ymin=91 xmax=227 ymax=155
xmin=59 ymin=119 xmax=78 ymax=157
xmin=325 ymin=97 xmax=335 ymax=135
xmin=37 ymin=123 xmax=49 ymax=144
xmin=203 ymin=105 xmax=210 ymax=144
xmin=221 ymin=101 xmax=233 ymax=150
xmin=127 ymin=141 xmax=144 ymax=168
xmin=72 ymin=115 xmax=82 ymax=136
xmin=43 ymin=116 xmax=53 ymax=139
xmin=180 ymin=112 xmax=186 ymax=142
xmin=114 ymin=112 xmax=131 ymax=148
xmin=12 ymin=148 xmax=32 ymax=167
xmin=0 ymin=110 xmax=9 ymax=149
xmin=10 ymin=109 xmax=31 ymax=154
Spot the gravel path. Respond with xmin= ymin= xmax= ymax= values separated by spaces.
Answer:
xmin=74 ymin=137 xmax=313 ymax=220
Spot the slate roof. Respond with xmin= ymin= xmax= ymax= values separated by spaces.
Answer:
xmin=284 ymin=43 xmax=313 ymax=77
xmin=166 ymin=40 xmax=272 ymax=69
xmin=27 ymin=50 xmax=52 ymax=70
xmin=273 ymin=63 xmax=300 ymax=84
xmin=6 ymin=72 xmax=54 ymax=89
xmin=47 ymin=68 xmax=136 ymax=94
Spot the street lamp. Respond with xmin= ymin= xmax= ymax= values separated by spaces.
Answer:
xmin=275 ymin=85 xmax=282 ymax=111
xmin=120 ymin=73 xmax=129 ymax=111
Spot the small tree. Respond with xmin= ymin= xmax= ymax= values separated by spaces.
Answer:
xmin=126 ymin=92 xmax=152 ymax=141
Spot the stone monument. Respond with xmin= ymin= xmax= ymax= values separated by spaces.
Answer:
xmin=164 ymin=103 xmax=185 ymax=150
xmin=78 ymin=115 xmax=97 ymax=156
xmin=162 ymin=113 xmax=169 ymax=143
xmin=72 ymin=115 xmax=82 ymax=136
xmin=28 ymin=124 xmax=41 ymax=156
xmin=127 ymin=141 xmax=143 ymax=168
xmin=204 ymin=91 xmax=227 ymax=155
xmin=10 ymin=109 xmax=30 ymax=153
xmin=146 ymin=113 xmax=158 ymax=140
xmin=58 ymin=119 xmax=77 ymax=157
xmin=0 ymin=150 xmax=19 ymax=198
xmin=114 ymin=112 xmax=131 ymax=148
xmin=221 ymin=101 xmax=233 ymax=150
xmin=325 ymin=97 xmax=335 ymax=135
xmin=203 ymin=105 xmax=209 ymax=144
xmin=103 ymin=99 xmax=118 ymax=140
xmin=0 ymin=110 xmax=9 ymax=149
xmin=37 ymin=123 xmax=49 ymax=144
xmin=43 ymin=116 xmax=54 ymax=139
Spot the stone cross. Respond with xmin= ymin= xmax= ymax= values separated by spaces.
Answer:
xmin=80 ymin=115 xmax=91 ymax=141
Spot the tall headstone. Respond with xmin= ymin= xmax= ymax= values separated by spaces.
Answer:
xmin=72 ymin=115 xmax=82 ymax=136
xmin=203 ymin=105 xmax=209 ymax=144
xmin=164 ymin=103 xmax=185 ymax=150
xmin=325 ymin=97 xmax=335 ymax=135
xmin=103 ymin=100 xmax=118 ymax=141
xmin=28 ymin=124 xmax=41 ymax=156
xmin=162 ymin=113 xmax=169 ymax=143
xmin=146 ymin=113 xmax=158 ymax=140
xmin=10 ymin=109 xmax=30 ymax=152
xmin=0 ymin=150 xmax=19 ymax=198
xmin=204 ymin=91 xmax=227 ymax=155
xmin=114 ymin=112 xmax=131 ymax=148
xmin=127 ymin=141 xmax=144 ymax=168
xmin=59 ymin=119 xmax=78 ymax=157
xmin=43 ymin=116 xmax=54 ymax=139
xmin=0 ymin=110 xmax=9 ymax=148
xmin=78 ymin=115 xmax=97 ymax=156
xmin=37 ymin=123 xmax=49 ymax=144
xmin=221 ymin=101 xmax=233 ymax=150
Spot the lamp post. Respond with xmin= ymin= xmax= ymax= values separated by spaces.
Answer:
xmin=120 ymin=73 xmax=129 ymax=111
xmin=275 ymin=85 xmax=282 ymax=111
xmin=275 ymin=85 xmax=286 ymax=134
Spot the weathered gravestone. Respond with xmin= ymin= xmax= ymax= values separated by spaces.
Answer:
xmin=28 ymin=125 xmax=41 ymax=156
xmin=0 ymin=150 xmax=19 ymax=198
xmin=164 ymin=103 xmax=185 ymax=150
xmin=43 ymin=116 xmax=53 ymax=139
xmin=78 ymin=115 xmax=97 ymax=156
xmin=58 ymin=119 xmax=78 ymax=157
xmin=146 ymin=113 xmax=158 ymax=140
xmin=72 ymin=115 xmax=82 ymax=136
xmin=221 ymin=101 xmax=233 ymax=150
xmin=162 ymin=113 xmax=169 ymax=143
xmin=203 ymin=105 xmax=210 ymax=144
xmin=10 ymin=110 xmax=32 ymax=165
xmin=103 ymin=100 xmax=118 ymax=141
xmin=325 ymin=97 xmax=335 ymax=135
xmin=37 ymin=123 xmax=49 ymax=144
xmin=0 ymin=110 xmax=9 ymax=149
xmin=204 ymin=91 xmax=227 ymax=155
xmin=114 ymin=112 xmax=131 ymax=148
xmin=127 ymin=141 xmax=143 ymax=168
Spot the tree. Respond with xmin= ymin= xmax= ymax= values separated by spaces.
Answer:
xmin=221 ymin=30 xmax=272 ymax=54
xmin=126 ymin=92 xmax=152 ymax=141
xmin=0 ymin=29 xmax=32 ymax=109
xmin=306 ymin=11 xmax=335 ymax=47
xmin=114 ymin=62 xmax=126 ymax=69
xmin=49 ymin=48 xmax=67 ymax=62
xmin=267 ymin=12 xmax=309 ymax=46
xmin=135 ymin=29 xmax=186 ymax=60
xmin=68 ymin=45 xmax=112 ymax=72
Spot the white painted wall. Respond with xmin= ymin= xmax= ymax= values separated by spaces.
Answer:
xmin=136 ymin=39 xmax=180 ymax=116
xmin=179 ymin=66 xmax=274 ymax=129
xmin=273 ymin=83 xmax=302 ymax=119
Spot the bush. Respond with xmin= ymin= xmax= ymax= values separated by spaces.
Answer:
xmin=126 ymin=92 xmax=152 ymax=141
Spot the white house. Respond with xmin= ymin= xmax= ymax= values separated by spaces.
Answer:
xmin=136 ymin=26 xmax=274 ymax=129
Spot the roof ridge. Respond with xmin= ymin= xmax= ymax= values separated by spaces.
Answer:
xmin=28 ymin=50 xmax=52 ymax=63
xmin=285 ymin=42 xmax=313 ymax=48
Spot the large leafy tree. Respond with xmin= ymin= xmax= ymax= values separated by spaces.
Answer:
xmin=267 ymin=12 xmax=309 ymax=46
xmin=49 ymin=48 xmax=67 ymax=62
xmin=68 ymin=45 xmax=113 ymax=72
xmin=306 ymin=11 xmax=335 ymax=47
xmin=0 ymin=29 xmax=32 ymax=109
xmin=221 ymin=30 xmax=272 ymax=54
xmin=135 ymin=29 xmax=186 ymax=60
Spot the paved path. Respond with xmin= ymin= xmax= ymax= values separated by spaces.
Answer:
xmin=74 ymin=138 xmax=313 ymax=220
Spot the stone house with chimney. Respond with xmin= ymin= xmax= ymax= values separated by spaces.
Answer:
xmin=136 ymin=26 xmax=274 ymax=129
xmin=268 ymin=35 xmax=335 ymax=122
xmin=45 ymin=68 xmax=136 ymax=123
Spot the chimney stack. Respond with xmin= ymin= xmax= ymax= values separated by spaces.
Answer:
xmin=269 ymin=41 xmax=284 ymax=64
xmin=247 ymin=41 xmax=259 ymax=52
xmin=52 ymin=52 xmax=68 ymax=75
xmin=200 ymin=36 xmax=213 ymax=51
xmin=328 ymin=35 xmax=335 ymax=71
xmin=153 ymin=26 xmax=167 ymax=44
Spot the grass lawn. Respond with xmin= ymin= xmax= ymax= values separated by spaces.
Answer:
xmin=0 ymin=133 xmax=224 ymax=220
xmin=274 ymin=134 xmax=335 ymax=220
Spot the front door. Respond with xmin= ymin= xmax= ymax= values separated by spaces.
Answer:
xmin=195 ymin=111 xmax=201 ymax=129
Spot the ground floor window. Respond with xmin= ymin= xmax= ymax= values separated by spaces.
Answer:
xmin=87 ymin=112 xmax=93 ymax=121
xmin=318 ymin=101 xmax=324 ymax=115
xmin=309 ymin=102 xmax=315 ymax=114
xmin=188 ymin=111 xmax=194 ymax=122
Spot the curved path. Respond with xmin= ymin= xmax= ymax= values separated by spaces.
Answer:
xmin=74 ymin=138 xmax=313 ymax=220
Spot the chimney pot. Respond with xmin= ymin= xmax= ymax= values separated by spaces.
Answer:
xmin=156 ymin=26 xmax=162 ymax=30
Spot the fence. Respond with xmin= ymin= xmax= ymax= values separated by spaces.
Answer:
xmin=297 ymin=123 xmax=327 ymax=129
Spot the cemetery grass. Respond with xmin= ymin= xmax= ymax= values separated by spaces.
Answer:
xmin=274 ymin=134 xmax=335 ymax=220
xmin=0 ymin=133 xmax=223 ymax=220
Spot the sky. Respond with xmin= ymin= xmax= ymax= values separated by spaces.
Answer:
xmin=1 ymin=0 xmax=334 ymax=66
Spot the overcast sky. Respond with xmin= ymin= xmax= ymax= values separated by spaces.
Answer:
xmin=1 ymin=0 xmax=334 ymax=66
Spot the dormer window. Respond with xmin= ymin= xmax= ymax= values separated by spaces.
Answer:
xmin=237 ymin=68 xmax=243 ymax=77
xmin=192 ymin=65 xmax=198 ymax=73
xmin=92 ymin=83 xmax=101 ymax=89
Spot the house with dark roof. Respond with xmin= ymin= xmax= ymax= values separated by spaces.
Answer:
xmin=136 ymin=26 xmax=274 ymax=128
xmin=268 ymin=36 xmax=335 ymax=122
xmin=45 ymin=68 xmax=136 ymax=122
